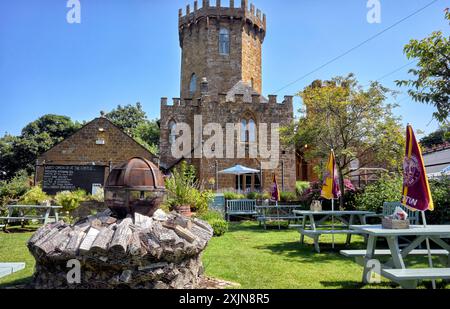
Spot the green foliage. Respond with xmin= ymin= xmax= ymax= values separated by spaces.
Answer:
xmin=223 ymin=192 xmax=246 ymax=200
xmin=55 ymin=190 xmax=87 ymax=212
xmin=0 ymin=170 xmax=30 ymax=205
xmin=280 ymin=191 xmax=297 ymax=202
xmin=282 ymin=74 xmax=405 ymax=208
xmin=296 ymin=181 xmax=310 ymax=196
xmin=246 ymin=192 xmax=259 ymax=200
xmin=190 ymin=189 xmax=215 ymax=215
xmin=198 ymin=210 xmax=228 ymax=237
xmin=86 ymin=188 xmax=104 ymax=203
xmin=354 ymin=173 xmax=403 ymax=213
xmin=0 ymin=115 xmax=80 ymax=179
xmin=427 ymin=176 xmax=450 ymax=224
xmin=19 ymin=186 xmax=50 ymax=206
xmin=420 ymin=127 xmax=450 ymax=148
xmin=396 ymin=11 xmax=450 ymax=123
xmin=165 ymin=162 xmax=197 ymax=207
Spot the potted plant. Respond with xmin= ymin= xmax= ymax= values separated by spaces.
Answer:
xmin=164 ymin=162 xmax=197 ymax=217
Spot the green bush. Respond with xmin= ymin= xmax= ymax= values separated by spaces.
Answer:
xmin=427 ymin=176 xmax=450 ymax=224
xmin=198 ymin=210 xmax=228 ymax=237
xmin=0 ymin=170 xmax=30 ymax=214
xmin=296 ymin=181 xmax=310 ymax=196
xmin=190 ymin=189 xmax=215 ymax=215
xmin=223 ymin=192 xmax=246 ymax=200
xmin=354 ymin=173 xmax=403 ymax=213
xmin=246 ymin=192 xmax=259 ymax=200
xmin=55 ymin=189 xmax=87 ymax=212
xmin=19 ymin=186 xmax=50 ymax=205
xmin=87 ymin=188 xmax=104 ymax=203
xmin=280 ymin=191 xmax=297 ymax=202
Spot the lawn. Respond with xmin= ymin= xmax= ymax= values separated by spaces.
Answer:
xmin=0 ymin=222 xmax=449 ymax=289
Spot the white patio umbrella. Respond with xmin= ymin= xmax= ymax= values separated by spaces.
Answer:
xmin=219 ymin=165 xmax=260 ymax=193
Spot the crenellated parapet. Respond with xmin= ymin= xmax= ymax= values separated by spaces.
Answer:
xmin=178 ymin=0 xmax=266 ymax=47
xmin=161 ymin=94 xmax=293 ymax=110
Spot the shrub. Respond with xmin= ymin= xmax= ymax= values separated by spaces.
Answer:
xmin=258 ymin=192 xmax=271 ymax=201
xmin=246 ymin=192 xmax=259 ymax=200
xmin=164 ymin=162 xmax=197 ymax=208
xmin=55 ymin=189 xmax=87 ymax=212
xmin=354 ymin=173 xmax=403 ymax=213
xmin=223 ymin=192 xmax=245 ymax=200
xmin=87 ymin=188 xmax=104 ymax=203
xmin=427 ymin=176 xmax=450 ymax=224
xmin=280 ymin=191 xmax=297 ymax=202
xmin=0 ymin=170 xmax=31 ymax=214
xmin=190 ymin=189 xmax=214 ymax=215
xmin=198 ymin=210 xmax=228 ymax=237
xmin=296 ymin=181 xmax=310 ymax=196
xmin=19 ymin=186 xmax=50 ymax=205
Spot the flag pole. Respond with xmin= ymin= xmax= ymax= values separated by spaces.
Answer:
xmin=421 ymin=211 xmax=436 ymax=289
xmin=277 ymin=200 xmax=281 ymax=230
xmin=332 ymin=198 xmax=335 ymax=249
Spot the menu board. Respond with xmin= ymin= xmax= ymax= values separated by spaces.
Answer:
xmin=43 ymin=165 xmax=105 ymax=195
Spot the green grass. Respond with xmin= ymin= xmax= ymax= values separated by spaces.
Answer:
xmin=1 ymin=222 xmax=449 ymax=289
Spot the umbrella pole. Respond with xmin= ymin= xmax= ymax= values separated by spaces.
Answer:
xmin=332 ymin=199 xmax=335 ymax=249
xmin=422 ymin=211 xmax=436 ymax=289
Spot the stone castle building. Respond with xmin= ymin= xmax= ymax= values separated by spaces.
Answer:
xmin=160 ymin=0 xmax=296 ymax=193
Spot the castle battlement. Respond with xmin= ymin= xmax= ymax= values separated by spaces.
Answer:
xmin=178 ymin=0 xmax=266 ymax=35
xmin=160 ymin=95 xmax=293 ymax=108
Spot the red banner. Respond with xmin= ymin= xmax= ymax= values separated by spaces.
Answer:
xmin=402 ymin=125 xmax=434 ymax=211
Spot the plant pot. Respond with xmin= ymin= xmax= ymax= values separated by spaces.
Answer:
xmin=174 ymin=205 xmax=192 ymax=217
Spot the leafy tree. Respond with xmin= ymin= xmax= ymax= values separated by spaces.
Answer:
xmin=396 ymin=10 xmax=450 ymax=124
xmin=106 ymin=102 xmax=147 ymax=135
xmin=282 ymin=74 xmax=405 ymax=208
xmin=420 ymin=126 xmax=450 ymax=148
xmin=0 ymin=115 xmax=80 ymax=180
xmin=105 ymin=103 xmax=160 ymax=155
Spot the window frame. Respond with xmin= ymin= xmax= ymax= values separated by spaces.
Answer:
xmin=219 ymin=27 xmax=230 ymax=55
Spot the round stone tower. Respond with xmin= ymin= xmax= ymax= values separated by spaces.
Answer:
xmin=178 ymin=0 xmax=266 ymax=99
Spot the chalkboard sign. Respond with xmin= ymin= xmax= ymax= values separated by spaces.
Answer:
xmin=43 ymin=165 xmax=105 ymax=195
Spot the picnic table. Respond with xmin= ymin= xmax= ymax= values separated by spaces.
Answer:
xmin=291 ymin=210 xmax=375 ymax=253
xmin=342 ymin=225 xmax=450 ymax=289
xmin=0 ymin=205 xmax=62 ymax=230
xmin=255 ymin=205 xmax=304 ymax=230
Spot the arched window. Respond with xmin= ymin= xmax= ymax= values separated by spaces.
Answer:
xmin=219 ymin=28 xmax=230 ymax=55
xmin=240 ymin=118 xmax=256 ymax=143
xmin=189 ymin=74 xmax=197 ymax=96
xmin=248 ymin=119 xmax=256 ymax=143
xmin=240 ymin=119 xmax=247 ymax=142
xmin=168 ymin=120 xmax=177 ymax=145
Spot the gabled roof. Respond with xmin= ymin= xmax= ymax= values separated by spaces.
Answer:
xmin=226 ymin=81 xmax=269 ymax=103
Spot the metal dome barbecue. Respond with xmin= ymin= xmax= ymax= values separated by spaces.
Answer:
xmin=105 ymin=157 xmax=166 ymax=218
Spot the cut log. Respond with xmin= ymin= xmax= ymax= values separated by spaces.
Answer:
xmin=36 ymin=227 xmax=72 ymax=255
xmin=91 ymin=227 xmax=115 ymax=253
xmin=174 ymin=216 xmax=193 ymax=229
xmin=174 ymin=226 xmax=197 ymax=243
xmin=134 ymin=213 xmax=153 ymax=229
xmin=128 ymin=232 xmax=143 ymax=256
xmin=109 ymin=218 xmax=132 ymax=254
xmin=63 ymin=228 xmax=86 ymax=256
xmin=28 ymin=221 xmax=64 ymax=245
xmin=79 ymin=227 xmax=100 ymax=253
xmin=193 ymin=218 xmax=213 ymax=235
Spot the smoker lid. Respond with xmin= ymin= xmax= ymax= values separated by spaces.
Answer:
xmin=105 ymin=157 xmax=165 ymax=190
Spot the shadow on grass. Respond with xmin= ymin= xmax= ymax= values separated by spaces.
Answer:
xmin=2 ymin=226 xmax=39 ymax=234
xmin=0 ymin=276 xmax=33 ymax=289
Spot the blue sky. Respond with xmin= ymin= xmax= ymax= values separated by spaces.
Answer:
xmin=0 ymin=0 xmax=448 ymax=137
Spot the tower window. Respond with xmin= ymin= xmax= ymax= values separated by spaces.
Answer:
xmin=169 ymin=120 xmax=177 ymax=145
xmin=189 ymin=73 xmax=197 ymax=96
xmin=219 ymin=28 xmax=230 ymax=55
xmin=240 ymin=118 xmax=256 ymax=143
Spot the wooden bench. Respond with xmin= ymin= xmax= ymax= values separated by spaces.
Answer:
xmin=382 ymin=268 xmax=450 ymax=289
xmin=256 ymin=205 xmax=304 ymax=229
xmin=0 ymin=263 xmax=26 ymax=279
xmin=366 ymin=202 xmax=420 ymax=224
xmin=226 ymin=200 xmax=257 ymax=221
xmin=0 ymin=205 xmax=62 ymax=230
xmin=301 ymin=229 xmax=362 ymax=253
xmin=341 ymin=249 xmax=450 ymax=266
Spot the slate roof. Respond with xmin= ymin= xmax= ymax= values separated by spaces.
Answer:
xmin=226 ymin=81 xmax=269 ymax=103
xmin=423 ymin=148 xmax=450 ymax=174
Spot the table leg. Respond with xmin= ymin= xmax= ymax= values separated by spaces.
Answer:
xmin=386 ymin=236 xmax=406 ymax=269
xmin=362 ymin=235 xmax=378 ymax=284
xmin=300 ymin=215 xmax=307 ymax=244
xmin=43 ymin=208 xmax=51 ymax=225
xmin=54 ymin=209 xmax=59 ymax=222
xmin=346 ymin=215 xmax=354 ymax=245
